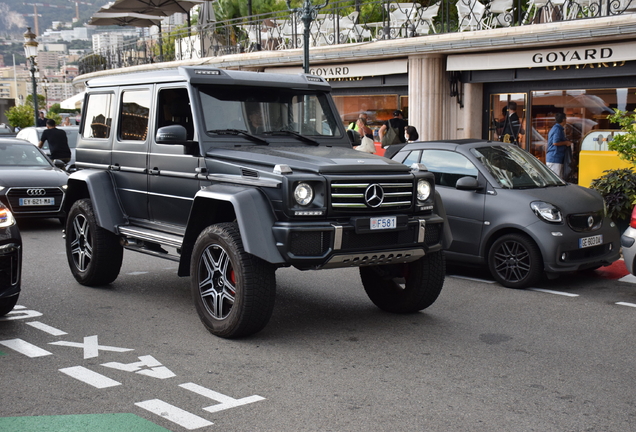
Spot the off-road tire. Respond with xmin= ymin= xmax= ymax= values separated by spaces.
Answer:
xmin=488 ymin=233 xmax=543 ymax=289
xmin=191 ymin=222 xmax=276 ymax=338
xmin=66 ymin=198 xmax=123 ymax=286
xmin=360 ymin=251 xmax=445 ymax=313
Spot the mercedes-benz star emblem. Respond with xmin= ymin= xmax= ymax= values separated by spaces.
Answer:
xmin=364 ymin=184 xmax=384 ymax=208
xmin=26 ymin=188 xmax=46 ymax=196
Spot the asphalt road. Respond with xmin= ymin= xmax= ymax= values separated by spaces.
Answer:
xmin=1 ymin=218 xmax=635 ymax=432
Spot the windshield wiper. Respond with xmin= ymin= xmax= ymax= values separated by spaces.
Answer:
xmin=208 ymin=129 xmax=269 ymax=145
xmin=262 ymin=129 xmax=319 ymax=146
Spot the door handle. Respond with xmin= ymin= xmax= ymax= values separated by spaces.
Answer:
xmin=109 ymin=164 xmax=121 ymax=171
xmin=149 ymin=168 xmax=160 ymax=175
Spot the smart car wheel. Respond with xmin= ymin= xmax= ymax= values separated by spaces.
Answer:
xmin=65 ymin=199 xmax=123 ymax=286
xmin=191 ymin=223 xmax=276 ymax=338
xmin=360 ymin=251 xmax=445 ymax=313
xmin=488 ymin=233 xmax=543 ymax=289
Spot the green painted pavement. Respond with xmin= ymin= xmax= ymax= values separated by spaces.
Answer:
xmin=0 ymin=413 xmax=171 ymax=431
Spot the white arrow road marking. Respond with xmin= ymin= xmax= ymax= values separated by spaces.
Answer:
xmin=102 ymin=355 xmax=176 ymax=379
xmin=59 ymin=366 xmax=121 ymax=389
xmin=180 ymin=382 xmax=265 ymax=413
xmin=135 ymin=399 xmax=213 ymax=430
xmin=50 ymin=335 xmax=134 ymax=359
xmin=0 ymin=306 xmax=43 ymax=321
xmin=0 ymin=338 xmax=52 ymax=357
xmin=26 ymin=321 xmax=67 ymax=336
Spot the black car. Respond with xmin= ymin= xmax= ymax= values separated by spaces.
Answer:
xmin=0 ymin=203 xmax=21 ymax=316
xmin=0 ymin=138 xmax=69 ymax=221
xmin=389 ymin=139 xmax=620 ymax=288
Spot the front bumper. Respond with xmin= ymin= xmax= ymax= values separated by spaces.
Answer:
xmin=0 ymin=242 xmax=21 ymax=298
xmin=621 ymin=226 xmax=636 ymax=275
xmin=537 ymin=217 xmax=621 ymax=273
xmin=272 ymin=213 xmax=446 ymax=270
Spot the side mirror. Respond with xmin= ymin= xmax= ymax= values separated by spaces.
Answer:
xmin=456 ymin=176 xmax=481 ymax=191
xmin=346 ymin=129 xmax=361 ymax=147
xmin=156 ymin=125 xmax=187 ymax=144
xmin=53 ymin=159 xmax=66 ymax=170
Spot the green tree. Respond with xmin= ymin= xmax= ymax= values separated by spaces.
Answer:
xmin=6 ymin=104 xmax=35 ymax=129
xmin=25 ymin=94 xmax=46 ymax=112
xmin=214 ymin=0 xmax=289 ymax=20
xmin=49 ymin=103 xmax=61 ymax=115
xmin=607 ymin=107 xmax=636 ymax=164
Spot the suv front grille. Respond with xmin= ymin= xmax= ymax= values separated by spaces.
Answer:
xmin=330 ymin=179 xmax=413 ymax=211
xmin=567 ymin=211 xmax=603 ymax=233
xmin=6 ymin=187 xmax=64 ymax=214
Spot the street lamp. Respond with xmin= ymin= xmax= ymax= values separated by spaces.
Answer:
xmin=286 ymin=0 xmax=330 ymax=73
xmin=23 ymin=27 xmax=39 ymax=127
xmin=41 ymin=75 xmax=49 ymax=110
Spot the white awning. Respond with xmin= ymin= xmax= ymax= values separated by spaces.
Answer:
xmin=60 ymin=92 xmax=85 ymax=110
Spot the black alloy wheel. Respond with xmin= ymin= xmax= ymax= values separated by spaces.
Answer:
xmin=488 ymin=233 xmax=543 ymax=289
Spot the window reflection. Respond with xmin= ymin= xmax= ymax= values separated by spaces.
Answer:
xmin=490 ymin=88 xmax=636 ymax=184
xmin=332 ymin=94 xmax=408 ymax=142
xmin=530 ymin=88 xmax=636 ymax=183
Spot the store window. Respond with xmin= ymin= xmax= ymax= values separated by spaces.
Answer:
xmin=489 ymin=88 xmax=636 ymax=184
xmin=332 ymin=94 xmax=408 ymax=139
xmin=489 ymin=93 xmax=527 ymax=147
xmin=531 ymin=88 xmax=636 ymax=183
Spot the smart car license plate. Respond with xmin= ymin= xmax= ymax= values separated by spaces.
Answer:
xmin=19 ymin=197 xmax=54 ymax=206
xmin=370 ymin=216 xmax=396 ymax=230
xmin=579 ymin=235 xmax=602 ymax=248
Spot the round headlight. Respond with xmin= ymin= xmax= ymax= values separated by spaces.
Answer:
xmin=417 ymin=179 xmax=431 ymax=201
xmin=294 ymin=182 xmax=314 ymax=206
xmin=530 ymin=201 xmax=562 ymax=223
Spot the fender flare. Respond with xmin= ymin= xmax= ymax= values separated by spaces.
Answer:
xmin=65 ymin=170 xmax=126 ymax=233
xmin=178 ymin=183 xmax=284 ymax=276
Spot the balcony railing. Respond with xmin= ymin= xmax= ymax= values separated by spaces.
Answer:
xmin=78 ymin=0 xmax=636 ymax=74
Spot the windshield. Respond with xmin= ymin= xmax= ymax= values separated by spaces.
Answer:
xmin=0 ymin=143 xmax=52 ymax=167
xmin=471 ymin=145 xmax=565 ymax=189
xmin=197 ymin=85 xmax=341 ymax=139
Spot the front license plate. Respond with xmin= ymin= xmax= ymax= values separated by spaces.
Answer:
xmin=19 ymin=197 xmax=54 ymax=206
xmin=370 ymin=216 xmax=397 ymax=230
xmin=579 ymin=235 xmax=602 ymax=248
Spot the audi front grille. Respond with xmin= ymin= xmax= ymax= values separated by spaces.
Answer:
xmin=6 ymin=187 xmax=65 ymax=214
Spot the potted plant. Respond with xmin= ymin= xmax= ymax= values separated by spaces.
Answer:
xmin=589 ymin=106 xmax=636 ymax=231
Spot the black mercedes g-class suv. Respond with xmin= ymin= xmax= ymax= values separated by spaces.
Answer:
xmin=64 ymin=66 xmax=449 ymax=338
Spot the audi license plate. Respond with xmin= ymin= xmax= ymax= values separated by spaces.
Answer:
xmin=19 ymin=197 xmax=54 ymax=206
xmin=579 ymin=235 xmax=602 ymax=248
xmin=370 ymin=216 xmax=396 ymax=230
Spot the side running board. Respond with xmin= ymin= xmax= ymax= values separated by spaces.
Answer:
xmin=118 ymin=226 xmax=184 ymax=261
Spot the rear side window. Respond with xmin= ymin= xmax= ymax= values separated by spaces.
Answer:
xmin=82 ymin=93 xmax=114 ymax=139
xmin=119 ymin=90 xmax=151 ymax=141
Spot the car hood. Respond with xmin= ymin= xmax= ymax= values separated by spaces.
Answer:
xmin=206 ymin=145 xmax=410 ymax=174
xmin=502 ymin=184 xmax=604 ymax=214
xmin=0 ymin=166 xmax=69 ymax=187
